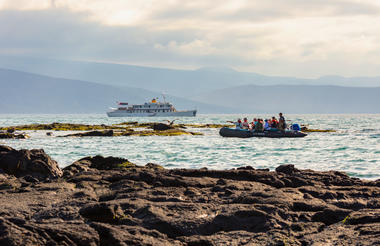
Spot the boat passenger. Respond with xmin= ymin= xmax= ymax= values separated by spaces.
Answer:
xmin=255 ymin=119 xmax=264 ymax=132
xmin=278 ymin=120 xmax=285 ymax=131
xmin=290 ymin=123 xmax=301 ymax=131
xmin=252 ymin=118 xmax=258 ymax=126
xmin=271 ymin=117 xmax=278 ymax=128
xmin=228 ymin=119 xmax=243 ymax=129
xmin=264 ymin=119 xmax=271 ymax=131
xmin=242 ymin=118 xmax=250 ymax=129
xmin=249 ymin=118 xmax=255 ymax=130
xmin=279 ymin=112 xmax=286 ymax=129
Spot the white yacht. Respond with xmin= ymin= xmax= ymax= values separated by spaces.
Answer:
xmin=107 ymin=98 xmax=197 ymax=117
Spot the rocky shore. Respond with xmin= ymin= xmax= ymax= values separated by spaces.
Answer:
xmin=0 ymin=122 xmax=206 ymax=138
xmin=0 ymin=122 xmax=231 ymax=132
xmin=0 ymin=145 xmax=379 ymax=245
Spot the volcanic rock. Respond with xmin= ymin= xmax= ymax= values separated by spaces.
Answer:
xmin=0 ymin=148 xmax=379 ymax=245
xmin=0 ymin=145 xmax=62 ymax=179
xmin=151 ymin=123 xmax=174 ymax=131
xmin=0 ymin=132 xmax=29 ymax=139
xmin=63 ymin=130 xmax=114 ymax=137
xmin=275 ymin=164 xmax=298 ymax=174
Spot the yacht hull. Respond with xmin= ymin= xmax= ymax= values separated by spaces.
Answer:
xmin=107 ymin=110 xmax=197 ymax=117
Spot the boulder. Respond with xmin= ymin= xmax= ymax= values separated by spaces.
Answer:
xmin=0 ymin=132 xmax=29 ymax=139
xmin=64 ymin=155 xmax=135 ymax=172
xmin=63 ymin=130 xmax=114 ymax=137
xmin=0 ymin=145 xmax=62 ymax=178
xmin=6 ymin=128 xmax=15 ymax=133
xmin=275 ymin=164 xmax=298 ymax=175
xmin=152 ymin=123 xmax=173 ymax=131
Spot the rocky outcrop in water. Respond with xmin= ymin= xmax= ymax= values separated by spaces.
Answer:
xmin=0 ymin=146 xmax=379 ymax=245
xmin=0 ymin=131 xmax=29 ymax=139
xmin=62 ymin=129 xmax=202 ymax=137
xmin=0 ymin=145 xmax=62 ymax=179
xmin=0 ymin=123 xmax=125 ymax=131
xmin=63 ymin=130 xmax=115 ymax=137
xmin=0 ymin=122 xmax=233 ymax=132
xmin=151 ymin=123 xmax=174 ymax=131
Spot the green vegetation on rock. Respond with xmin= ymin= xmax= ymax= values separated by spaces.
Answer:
xmin=0 ymin=123 xmax=130 ymax=131
xmin=116 ymin=161 xmax=136 ymax=168
xmin=301 ymin=128 xmax=336 ymax=133
xmin=113 ymin=122 xmax=233 ymax=129
xmin=1 ymin=122 xmax=205 ymax=138
xmin=62 ymin=129 xmax=202 ymax=137
xmin=180 ymin=123 xmax=233 ymax=128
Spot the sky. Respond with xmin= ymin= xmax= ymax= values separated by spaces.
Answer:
xmin=1 ymin=0 xmax=380 ymax=78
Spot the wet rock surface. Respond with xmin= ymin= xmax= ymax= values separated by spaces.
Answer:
xmin=0 ymin=148 xmax=379 ymax=245
xmin=63 ymin=130 xmax=115 ymax=137
xmin=0 ymin=131 xmax=29 ymax=139
xmin=61 ymin=129 xmax=202 ymax=137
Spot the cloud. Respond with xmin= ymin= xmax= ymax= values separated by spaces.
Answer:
xmin=0 ymin=1 xmax=380 ymax=77
xmin=149 ymin=0 xmax=380 ymax=23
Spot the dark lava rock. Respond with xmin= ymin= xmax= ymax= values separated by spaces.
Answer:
xmin=0 ymin=132 xmax=29 ymax=139
xmin=275 ymin=164 xmax=298 ymax=175
xmin=80 ymin=203 xmax=124 ymax=224
xmin=6 ymin=128 xmax=15 ymax=133
xmin=0 ymin=146 xmax=379 ymax=245
xmin=0 ymin=145 xmax=62 ymax=178
xmin=237 ymin=165 xmax=255 ymax=170
xmin=63 ymin=130 xmax=114 ymax=137
xmin=151 ymin=123 xmax=173 ymax=131
xmin=64 ymin=155 xmax=135 ymax=172
xmin=145 ymin=163 xmax=164 ymax=169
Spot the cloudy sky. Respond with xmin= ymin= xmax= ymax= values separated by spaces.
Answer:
xmin=1 ymin=0 xmax=380 ymax=77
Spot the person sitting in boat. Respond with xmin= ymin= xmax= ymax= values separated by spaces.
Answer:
xmin=254 ymin=119 xmax=264 ymax=132
xmin=242 ymin=118 xmax=250 ymax=129
xmin=228 ymin=119 xmax=243 ymax=129
xmin=251 ymin=118 xmax=258 ymax=129
xmin=271 ymin=117 xmax=278 ymax=128
xmin=264 ymin=119 xmax=271 ymax=131
xmin=290 ymin=123 xmax=301 ymax=131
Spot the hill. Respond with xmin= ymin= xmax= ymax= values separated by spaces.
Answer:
xmin=0 ymin=56 xmax=379 ymax=99
xmin=1 ymin=66 xmax=379 ymax=114
xmin=0 ymin=68 xmax=233 ymax=114
xmin=193 ymin=84 xmax=380 ymax=113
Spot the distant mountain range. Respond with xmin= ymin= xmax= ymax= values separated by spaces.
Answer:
xmin=0 ymin=68 xmax=234 ymax=114
xmin=193 ymin=84 xmax=380 ymax=113
xmin=0 ymin=57 xmax=379 ymax=114
xmin=0 ymin=56 xmax=379 ymax=98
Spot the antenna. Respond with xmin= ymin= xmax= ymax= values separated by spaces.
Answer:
xmin=162 ymin=93 xmax=167 ymax=103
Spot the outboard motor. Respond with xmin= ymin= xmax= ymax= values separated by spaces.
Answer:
xmin=291 ymin=123 xmax=301 ymax=131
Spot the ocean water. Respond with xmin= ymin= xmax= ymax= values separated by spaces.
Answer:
xmin=0 ymin=114 xmax=379 ymax=180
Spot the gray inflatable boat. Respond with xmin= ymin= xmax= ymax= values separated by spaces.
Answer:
xmin=219 ymin=127 xmax=307 ymax=138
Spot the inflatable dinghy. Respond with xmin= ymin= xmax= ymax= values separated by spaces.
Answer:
xmin=219 ymin=127 xmax=307 ymax=138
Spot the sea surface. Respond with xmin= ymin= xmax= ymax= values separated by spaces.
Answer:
xmin=0 ymin=114 xmax=379 ymax=180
